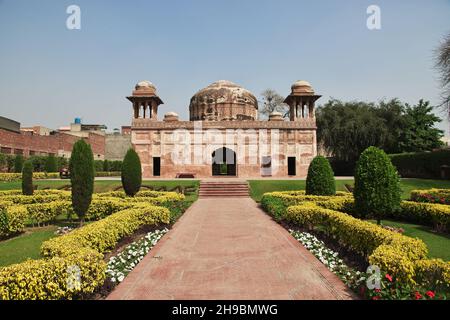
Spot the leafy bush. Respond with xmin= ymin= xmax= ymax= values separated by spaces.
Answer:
xmin=70 ymin=140 xmax=95 ymax=225
xmin=306 ymin=156 xmax=336 ymax=196
xmin=13 ymin=155 xmax=23 ymax=173
xmin=44 ymin=154 xmax=58 ymax=172
xmin=121 ymin=149 xmax=142 ymax=197
xmin=354 ymin=147 xmax=401 ymax=223
xmin=389 ymin=150 xmax=450 ymax=179
xmin=21 ymin=160 xmax=33 ymax=196
xmin=103 ymin=159 xmax=110 ymax=172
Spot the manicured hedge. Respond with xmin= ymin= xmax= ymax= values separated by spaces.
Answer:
xmin=398 ymin=201 xmax=450 ymax=233
xmin=389 ymin=150 xmax=450 ymax=179
xmin=0 ymin=172 xmax=59 ymax=182
xmin=285 ymin=203 xmax=449 ymax=290
xmin=0 ymin=204 xmax=170 ymax=300
xmin=260 ymin=191 xmax=351 ymax=221
xmin=262 ymin=191 xmax=450 ymax=233
xmin=0 ymin=205 xmax=28 ymax=238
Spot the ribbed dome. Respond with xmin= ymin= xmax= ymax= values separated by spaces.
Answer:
xmin=189 ymin=80 xmax=258 ymax=121
xmin=191 ymin=80 xmax=257 ymax=107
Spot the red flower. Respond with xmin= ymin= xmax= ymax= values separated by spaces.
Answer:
xmin=385 ymin=274 xmax=393 ymax=282
xmin=372 ymin=295 xmax=381 ymax=300
xmin=414 ymin=291 xmax=422 ymax=300
xmin=425 ymin=291 xmax=435 ymax=299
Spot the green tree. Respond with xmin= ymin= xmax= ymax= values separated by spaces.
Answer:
xmin=22 ymin=160 xmax=33 ymax=195
xmin=14 ymin=155 xmax=24 ymax=173
xmin=374 ymin=99 xmax=406 ymax=154
xmin=316 ymin=99 xmax=388 ymax=161
xmin=354 ymin=147 xmax=401 ymax=224
xmin=0 ymin=154 xmax=6 ymax=172
xmin=121 ymin=148 xmax=142 ymax=197
xmin=399 ymin=100 xmax=444 ymax=152
xmin=305 ymin=156 xmax=336 ymax=196
xmin=44 ymin=154 xmax=58 ymax=172
xmin=69 ymin=140 xmax=95 ymax=226
xmin=435 ymin=32 xmax=450 ymax=116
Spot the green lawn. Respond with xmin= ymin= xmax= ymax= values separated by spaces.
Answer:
xmin=374 ymin=219 xmax=450 ymax=261
xmin=0 ymin=226 xmax=57 ymax=267
xmin=0 ymin=179 xmax=200 ymax=194
xmin=248 ymin=178 xmax=450 ymax=202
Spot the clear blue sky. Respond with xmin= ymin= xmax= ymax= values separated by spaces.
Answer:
xmin=0 ymin=0 xmax=449 ymax=133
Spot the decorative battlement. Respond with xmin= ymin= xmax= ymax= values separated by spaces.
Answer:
xmin=131 ymin=118 xmax=317 ymax=130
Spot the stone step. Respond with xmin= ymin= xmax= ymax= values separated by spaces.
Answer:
xmin=199 ymin=181 xmax=249 ymax=198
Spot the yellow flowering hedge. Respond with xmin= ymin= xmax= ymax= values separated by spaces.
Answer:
xmin=261 ymin=191 xmax=352 ymax=220
xmin=0 ymin=204 xmax=170 ymax=300
xmin=398 ymin=201 xmax=450 ymax=233
xmin=41 ymin=204 xmax=170 ymax=257
xmin=285 ymin=202 xmax=450 ymax=288
xmin=0 ymin=172 xmax=59 ymax=182
xmin=262 ymin=190 xmax=450 ymax=233
xmin=0 ymin=206 xmax=28 ymax=238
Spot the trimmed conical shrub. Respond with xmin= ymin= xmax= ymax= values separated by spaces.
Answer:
xmin=305 ymin=156 xmax=336 ymax=196
xmin=121 ymin=148 xmax=142 ymax=197
xmin=45 ymin=154 xmax=58 ymax=172
xmin=22 ymin=160 xmax=34 ymax=195
xmin=354 ymin=146 xmax=401 ymax=224
xmin=69 ymin=139 xmax=95 ymax=226
xmin=14 ymin=155 xmax=24 ymax=173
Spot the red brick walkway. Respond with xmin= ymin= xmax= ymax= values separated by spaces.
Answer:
xmin=107 ymin=198 xmax=356 ymax=300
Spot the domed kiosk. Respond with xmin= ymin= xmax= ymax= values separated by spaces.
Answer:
xmin=128 ymin=79 xmax=320 ymax=179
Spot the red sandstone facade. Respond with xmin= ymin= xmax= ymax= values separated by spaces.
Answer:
xmin=130 ymin=80 xmax=320 ymax=178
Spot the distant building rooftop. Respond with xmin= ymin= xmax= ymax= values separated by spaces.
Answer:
xmin=0 ymin=116 xmax=20 ymax=133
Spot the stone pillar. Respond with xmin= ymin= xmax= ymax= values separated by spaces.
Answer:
xmin=290 ymin=97 xmax=296 ymax=121
xmin=151 ymin=100 xmax=158 ymax=120
xmin=133 ymin=102 xmax=139 ymax=118
xmin=310 ymin=100 xmax=315 ymax=118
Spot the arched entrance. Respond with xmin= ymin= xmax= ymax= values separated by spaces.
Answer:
xmin=212 ymin=147 xmax=237 ymax=176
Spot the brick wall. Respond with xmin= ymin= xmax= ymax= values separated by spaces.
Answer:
xmin=0 ymin=128 xmax=105 ymax=158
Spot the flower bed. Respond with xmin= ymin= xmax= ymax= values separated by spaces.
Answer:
xmin=106 ymin=228 xmax=168 ymax=283
xmin=410 ymin=189 xmax=450 ymax=205
xmin=290 ymin=230 xmax=365 ymax=290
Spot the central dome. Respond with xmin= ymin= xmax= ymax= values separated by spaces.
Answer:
xmin=189 ymin=80 xmax=258 ymax=121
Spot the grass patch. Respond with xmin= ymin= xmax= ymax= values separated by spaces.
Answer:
xmin=0 ymin=226 xmax=57 ymax=267
xmin=248 ymin=179 xmax=450 ymax=202
xmin=373 ymin=219 xmax=450 ymax=261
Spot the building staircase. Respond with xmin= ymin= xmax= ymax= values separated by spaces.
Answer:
xmin=199 ymin=181 xmax=249 ymax=198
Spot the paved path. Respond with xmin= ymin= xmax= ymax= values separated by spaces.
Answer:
xmin=107 ymin=198 xmax=356 ymax=300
